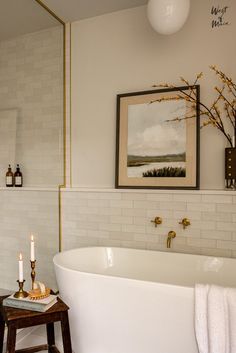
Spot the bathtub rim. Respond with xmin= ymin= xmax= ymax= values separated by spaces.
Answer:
xmin=53 ymin=246 xmax=235 ymax=290
xmin=53 ymin=251 xmax=195 ymax=292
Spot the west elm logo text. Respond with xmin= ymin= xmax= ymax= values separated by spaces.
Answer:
xmin=211 ymin=5 xmax=230 ymax=28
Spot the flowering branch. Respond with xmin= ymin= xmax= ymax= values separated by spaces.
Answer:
xmin=152 ymin=66 xmax=236 ymax=147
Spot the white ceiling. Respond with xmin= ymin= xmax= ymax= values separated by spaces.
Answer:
xmin=0 ymin=0 xmax=147 ymax=42
xmin=0 ymin=0 xmax=60 ymax=41
xmin=42 ymin=0 xmax=147 ymax=23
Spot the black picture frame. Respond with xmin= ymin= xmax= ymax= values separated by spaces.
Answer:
xmin=115 ymin=85 xmax=200 ymax=189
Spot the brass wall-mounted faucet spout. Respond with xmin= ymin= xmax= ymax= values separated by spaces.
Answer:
xmin=167 ymin=231 xmax=176 ymax=248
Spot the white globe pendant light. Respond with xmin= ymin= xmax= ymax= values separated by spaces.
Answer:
xmin=147 ymin=0 xmax=190 ymax=35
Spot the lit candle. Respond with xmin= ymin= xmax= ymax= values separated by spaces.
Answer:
xmin=30 ymin=235 xmax=35 ymax=262
xmin=19 ymin=253 xmax=23 ymax=282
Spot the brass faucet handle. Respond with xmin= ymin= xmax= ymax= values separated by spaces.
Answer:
xmin=151 ymin=216 xmax=162 ymax=227
xmin=179 ymin=218 xmax=191 ymax=229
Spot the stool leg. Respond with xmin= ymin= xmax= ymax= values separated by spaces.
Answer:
xmin=0 ymin=315 xmax=5 ymax=353
xmin=46 ymin=323 xmax=55 ymax=353
xmin=6 ymin=326 xmax=16 ymax=353
xmin=60 ymin=312 xmax=72 ymax=353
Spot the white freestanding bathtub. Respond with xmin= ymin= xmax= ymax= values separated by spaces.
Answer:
xmin=53 ymin=247 xmax=236 ymax=353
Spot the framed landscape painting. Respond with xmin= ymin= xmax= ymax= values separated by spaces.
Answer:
xmin=115 ymin=86 xmax=200 ymax=189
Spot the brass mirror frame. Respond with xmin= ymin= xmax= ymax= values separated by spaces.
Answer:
xmin=33 ymin=0 xmax=67 ymax=252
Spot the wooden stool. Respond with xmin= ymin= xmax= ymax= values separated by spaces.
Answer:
xmin=0 ymin=296 xmax=72 ymax=353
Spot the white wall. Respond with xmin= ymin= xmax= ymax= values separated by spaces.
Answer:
xmin=71 ymin=1 xmax=236 ymax=189
xmin=0 ymin=188 xmax=58 ymax=291
xmin=0 ymin=26 xmax=64 ymax=187
xmin=0 ymin=110 xmax=17 ymax=185
xmin=62 ymin=189 xmax=236 ymax=258
xmin=0 ymin=27 xmax=64 ymax=290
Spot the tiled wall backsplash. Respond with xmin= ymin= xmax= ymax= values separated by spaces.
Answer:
xmin=0 ymin=189 xmax=59 ymax=291
xmin=1 ymin=187 xmax=235 ymax=290
xmin=0 ymin=26 xmax=63 ymax=187
xmin=62 ymin=189 xmax=236 ymax=258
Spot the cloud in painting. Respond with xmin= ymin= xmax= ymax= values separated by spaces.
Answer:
xmin=128 ymin=123 xmax=186 ymax=156
xmin=127 ymin=99 xmax=187 ymax=157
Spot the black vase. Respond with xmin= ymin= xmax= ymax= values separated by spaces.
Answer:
xmin=225 ymin=147 xmax=236 ymax=189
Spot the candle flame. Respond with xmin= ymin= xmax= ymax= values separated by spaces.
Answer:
xmin=19 ymin=253 xmax=23 ymax=261
xmin=31 ymin=235 xmax=34 ymax=242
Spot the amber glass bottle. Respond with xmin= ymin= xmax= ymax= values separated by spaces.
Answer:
xmin=6 ymin=164 xmax=14 ymax=187
xmin=14 ymin=164 xmax=23 ymax=187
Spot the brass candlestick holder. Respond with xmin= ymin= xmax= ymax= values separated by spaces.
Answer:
xmin=14 ymin=280 xmax=28 ymax=298
xmin=30 ymin=260 xmax=36 ymax=290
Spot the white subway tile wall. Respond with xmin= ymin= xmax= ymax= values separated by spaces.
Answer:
xmin=0 ymin=190 xmax=58 ymax=291
xmin=0 ymin=26 xmax=64 ymax=187
xmin=62 ymin=190 xmax=236 ymax=258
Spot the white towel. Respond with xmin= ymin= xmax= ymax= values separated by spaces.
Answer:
xmin=226 ymin=287 xmax=236 ymax=353
xmin=207 ymin=285 xmax=229 ymax=353
xmin=195 ymin=284 xmax=236 ymax=353
xmin=195 ymin=284 xmax=209 ymax=353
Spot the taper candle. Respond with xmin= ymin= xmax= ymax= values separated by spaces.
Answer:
xmin=19 ymin=253 xmax=23 ymax=282
xmin=30 ymin=235 xmax=35 ymax=261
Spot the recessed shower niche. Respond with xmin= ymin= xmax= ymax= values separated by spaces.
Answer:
xmin=0 ymin=0 xmax=65 ymax=291
xmin=0 ymin=0 xmax=64 ymax=187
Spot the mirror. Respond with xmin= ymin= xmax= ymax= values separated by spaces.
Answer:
xmin=0 ymin=0 xmax=64 ymax=292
